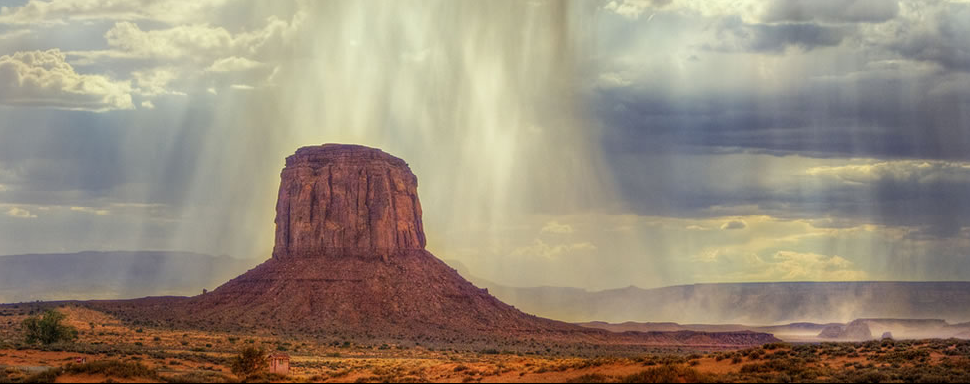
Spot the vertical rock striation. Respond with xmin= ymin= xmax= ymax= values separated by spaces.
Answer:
xmin=273 ymin=144 xmax=426 ymax=259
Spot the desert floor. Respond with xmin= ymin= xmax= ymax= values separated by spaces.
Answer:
xmin=2 ymin=305 xmax=970 ymax=383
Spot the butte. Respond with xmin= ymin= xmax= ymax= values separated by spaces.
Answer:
xmin=90 ymin=144 xmax=778 ymax=348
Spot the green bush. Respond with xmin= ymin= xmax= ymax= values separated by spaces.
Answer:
xmin=230 ymin=347 xmax=268 ymax=379
xmin=22 ymin=310 xmax=77 ymax=345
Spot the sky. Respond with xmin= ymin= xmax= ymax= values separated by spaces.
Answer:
xmin=0 ymin=0 xmax=968 ymax=290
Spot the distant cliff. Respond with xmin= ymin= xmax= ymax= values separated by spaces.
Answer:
xmin=445 ymin=261 xmax=970 ymax=325
xmin=0 ymin=251 xmax=255 ymax=303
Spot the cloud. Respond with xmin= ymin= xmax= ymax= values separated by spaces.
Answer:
xmin=131 ymin=67 xmax=184 ymax=97
xmin=761 ymin=251 xmax=868 ymax=281
xmin=206 ymin=57 xmax=265 ymax=72
xmin=99 ymin=14 xmax=302 ymax=63
xmin=762 ymin=0 xmax=899 ymax=23
xmin=541 ymin=220 xmax=575 ymax=234
xmin=701 ymin=250 xmax=869 ymax=282
xmin=707 ymin=17 xmax=847 ymax=53
xmin=807 ymin=160 xmax=970 ymax=185
xmin=140 ymin=100 xmax=154 ymax=109
xmin=0 ymin=29 xmax=30 ymax=40
xmin=70 ymin=206 xmax=110 ymax=216
xmin=102 ymin=22 xmax=237 ymax=61
xmin=510 ymin=239 xmax=597 ymax=259
xmin=0 ymin=49 xmax=133 ymax=111
xmin=0 ymin=0 xmax=230 ymax=25
xmin=887 ymin=3 xmax=970 ymax=71
xmin=6 ymin=207 xmax=37 ymax=219
xmin=720 ymin=220 xmax=747 ymax=230
xmin=603 ymin=0 xmax=671 ymax=19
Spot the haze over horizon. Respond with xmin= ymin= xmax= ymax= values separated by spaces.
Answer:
xmin=0 ymin=0 xmax=969 ymax=292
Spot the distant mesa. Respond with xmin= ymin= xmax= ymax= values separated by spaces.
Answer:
xmin=84 ymin=143 xmax=778 ymax=348
xmin=882 ymin=332 xmax=894 ymax=340
xmin=817 ymin=320 xmax=874 ymax=341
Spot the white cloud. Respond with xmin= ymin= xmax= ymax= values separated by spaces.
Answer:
xmin=206 ymin=56 xmax=265 ymax=72
xmin=807 ymin=160 xmax=970 ymax=185
xmin=229 ymin=84 xmax=255 ymax=90
xmin=103 ymin=22 xmax=236 ymax=61
xmin=510 ymin=239 xmax=597 ymax=259
xmin=99 ymin=14 xmax=303 ymax=63
xmin=0 ymin=49 xmax=133 ymax=111
xmin=604 ymin=0 xmax=680 ymax=19
xmin=0 ymin=0 xmax=230 ymax=25
xmin=131 ymin=67 xmax=184 ymax=97
xmin=140 ymin=100 xmax=154 ymax=109
xmin=6 ymin=207 xmax=37 ymax=219
xmin=760 ymin=251 xmax=869 ymax=281
xmin=597 ymin=72 xmax=634 ymax=88
xmin=70 ymin=206 xmax=110 ymax=216
xmin=698 ymin=250 xmax=869 ymax=282
xmin=541 ymin=220 xmax=575 ymax=234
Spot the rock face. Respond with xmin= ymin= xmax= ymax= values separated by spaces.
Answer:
xmin=273 ymin=144 xmax=425 ymax=259
xmin=842 ymin=320 xmax=875 ymax=340
xmin=818 ymin=320 xmax=874 ymax=340
xmin=818 ymin=325 xmax=844 ymax=339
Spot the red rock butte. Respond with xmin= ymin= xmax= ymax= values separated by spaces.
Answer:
xmin=86 ymin=143 xmax=780 ymax=349
xmin=273 ymin=144 xmax=426 ymax=260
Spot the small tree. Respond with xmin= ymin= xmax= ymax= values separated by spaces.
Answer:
xmin=22 ymin=310 xmax=78 ymax=345
xmin=231 ymin=347 xmax=268 ymax=378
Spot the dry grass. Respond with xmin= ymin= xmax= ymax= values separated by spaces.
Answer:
xmin=3 ymin=304 xmax=970 ymax=382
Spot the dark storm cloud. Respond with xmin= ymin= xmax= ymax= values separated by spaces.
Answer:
xmin=0 ymin=103 xmax=211 ymax=207
xmin=706 ymin=17 xmax=847 ymax=53
xmin=593 ymin=70 xmax=970 ymax=161
xmin=762 ymin=0 xmax=899 ymax=24
xmin=889 ymin=3 xmax=970 ymax=72
xmin=609 ymin=153 xmax=970 ymax=239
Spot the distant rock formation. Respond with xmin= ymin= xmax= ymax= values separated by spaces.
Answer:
xmin=882 ymin=332 xmax=894 ymax=339
xmin=818 ymin=320 xmax=874 ymax=340
xmin=818 ymin=325 xmax=844 ymax=339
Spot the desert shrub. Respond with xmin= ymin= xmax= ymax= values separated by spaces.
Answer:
xmin=621 ymin=364 xmax=707 ymax=383
xmin=64 ymin=360 xmax=158 ymax=379
xmin=764 ymin=342 xmax=790 ymax=351
xmin=841 ymin=369 xmax=887 ymax=383
xmin=568 ymin=373 xmax=611 ymax=383
xmin=164 ymin=371 xmax=234 ymax=383
xmin=23 ymin=368 xmax=61 ymax=383
xmin=230 ymin=347 xmax=268 ymax=379
xmin=22 ymin=310 xmax=77 ymax=345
